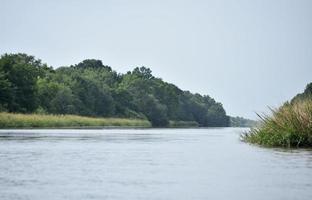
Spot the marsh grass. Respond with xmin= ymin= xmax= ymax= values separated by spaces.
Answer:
xmin=242 ymin=99 xmax=312 ymax=147
xmin=0 ymin=112 xmax=151 ymax=128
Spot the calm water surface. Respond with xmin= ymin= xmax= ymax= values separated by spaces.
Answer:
xmin=0 ymin=128 xmax=311 ymax=200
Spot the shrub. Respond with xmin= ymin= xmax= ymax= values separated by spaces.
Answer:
xmin=242 ymin=99 xmax=312 ymax=147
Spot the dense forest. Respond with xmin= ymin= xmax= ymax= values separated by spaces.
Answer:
xmin=0 ymin=53 xmax=230 ymax=127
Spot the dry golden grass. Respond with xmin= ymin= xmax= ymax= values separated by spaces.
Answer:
xmin=0 ymin=112 xmax=151 ymax=128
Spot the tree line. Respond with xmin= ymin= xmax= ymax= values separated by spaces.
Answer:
xmin=230 ymin=116 xmax=257 ymax=127
xmin=0 ymin=53 xmax=230 ymax=127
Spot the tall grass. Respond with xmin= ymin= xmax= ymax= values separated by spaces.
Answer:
xmin=242 ymin=99 xmax=312 ymax=147
xmin=0 ymin=112 xmax=151 ymax=128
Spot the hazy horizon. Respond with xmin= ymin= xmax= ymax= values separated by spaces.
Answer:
xmin=1 ymin=0 xmax=311 ymax=119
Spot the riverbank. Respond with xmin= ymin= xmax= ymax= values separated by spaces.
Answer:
xmin=0 ymin=112 xmax=202 ymax=128
xmin=0 ymin=112 xmax=151 ymax=128
xmin=242 ymin=99 xmax=312 ymax=147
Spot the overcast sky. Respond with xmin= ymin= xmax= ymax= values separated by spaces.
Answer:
xmin=1 ymin=0 xmax=311 ymax=119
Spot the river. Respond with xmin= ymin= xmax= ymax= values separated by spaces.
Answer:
xmin=0 ymin=128 xmax=311 ymax=200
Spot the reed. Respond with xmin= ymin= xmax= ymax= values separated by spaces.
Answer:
xmin=0 ymin=112 xmax=151 ymax=128
xmin=242 ymin=99 xmax=312 ymax=147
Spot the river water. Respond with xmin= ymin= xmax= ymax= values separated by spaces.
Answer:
xmin=0 ymin=128 xmax=311 ymax=200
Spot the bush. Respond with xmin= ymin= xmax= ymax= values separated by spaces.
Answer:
xmin=242 ymin=99 xmax=312 ymax=147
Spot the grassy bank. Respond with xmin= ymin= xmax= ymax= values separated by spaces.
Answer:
xmin=242 ymin=99 xmax=312 ymax=147
xmin=0 ymin=112 xmax=151 ymax=128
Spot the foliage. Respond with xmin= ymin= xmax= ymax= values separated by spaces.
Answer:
xmin=243 ymin=83 xmax=312 ymax=147
xmin=0 ymin=53 xmax=230 ymax=127
xmin=0 ymin=53 xmax=53 ymax=113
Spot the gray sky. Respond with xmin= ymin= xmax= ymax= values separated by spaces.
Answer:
xmin=1 ymin=0 xmax=311 ymax=119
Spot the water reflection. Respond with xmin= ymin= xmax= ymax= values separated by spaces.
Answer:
xmin=0 ymin=129 xmax=205 ymax=144
xmin=0 ymin=128 xmax=311 ymax=200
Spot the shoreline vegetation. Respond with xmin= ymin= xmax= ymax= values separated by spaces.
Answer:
xmin=0 ymin=112 xmax=201 ymax=128
xmin=243 ymin=83 xmax=312 ymax=148
xmin=0 ymin=53 xmax=229 ymax=127
xmin=0 ymin=112 xmax=151 ymax=128
xmin=230 ymin=116 xmax=258 ymax=127
xmin=0 ymin=52 xmax=278 ymax=130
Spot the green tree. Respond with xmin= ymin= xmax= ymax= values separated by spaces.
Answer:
xmin=0 ymin=53 xmax=51 ymax=112
xmin=37 ymin=78 xmax=62 ymax=113
xmin=50 ymin=87 xmax=78 ymax=114
xmin=141 ymin=95 xmax=169 ymax=127
xmin=0 ymin=71 xmax=11 ymax=111
xmin=71 ymin=76 xmax=115 ymax=116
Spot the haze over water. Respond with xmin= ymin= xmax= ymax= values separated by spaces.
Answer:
xmin=0 ymin=128 xmax=311 ymax=200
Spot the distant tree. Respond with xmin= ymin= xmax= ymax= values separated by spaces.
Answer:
xmin=153 ymin=80 xmax=181 ymax=119
xmin=230 ymin=116 xmax=257 ymax=127
xmin=132 ymin=66 xmax=153 ymax=80
xmin=112 ymin=88 xmax=134 ymax=116
xmin=206 ymin=103 xmax=229 ymax=126
xmin=0 ymin=53 xmax=50 ymax=112
xmin=0 ymin=71 xmax=11 ymax=111
xmin=291 ymin=82 xmax=312 ymax=103
xmin=75 ymin=59 xmax=112 ymax=71
xmin=71 ymin=76 xmax=115 ymax=116
xmin=304 ymin=83 xmax=312 ymax=95
xmin=37 ymin=78 xmax=62 ymax=113
xmin=11 ymin=62 xmax=39 ymax=112
xmin=50 ymin=87 xmax=77 ymax=114
xmin=140 ymin=95 xmax=169 ymax=127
